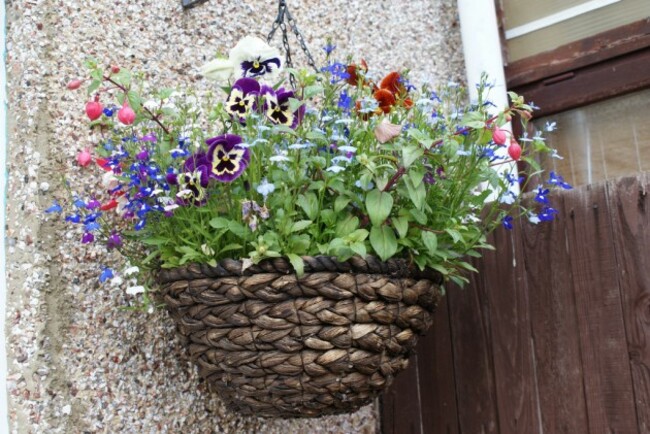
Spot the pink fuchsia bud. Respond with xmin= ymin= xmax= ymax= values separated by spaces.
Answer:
xmin=111 ymin=65 xmax=121 ymax=74
xmin=77 ymin=149 xmax=92 ymax=166
xmin=492 ymin=128 xmax=508 ymax=146
xmin=117 ymin=102 xmax=136 ymax=125
xmin=67 ymin=79 xmax=83 ymax=90
xmin=508 ymin=141 xmax=522 ymax=161
xmin=85 ymin=101 xmax=103 ymax=121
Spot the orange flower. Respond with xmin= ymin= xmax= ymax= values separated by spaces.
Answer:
xmin=373 ymin=89 xmax=396 ymax=114
xmin=380 ymin=71 xmax=404 ymax=95
xmin=346 ymin=59 xmax=368 ymax=86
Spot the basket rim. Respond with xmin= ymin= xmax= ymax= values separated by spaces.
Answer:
xmin=156 ymin=255 xmax=443 ymax=284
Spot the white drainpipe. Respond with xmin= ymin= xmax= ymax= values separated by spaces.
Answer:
xmin=458 ymin=0 xmax=518 ymax=195
xmin=1 ymin=0 xmax=9 ymax=431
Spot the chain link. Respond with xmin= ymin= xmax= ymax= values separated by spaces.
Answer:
xmin=266 ymin=0 xmax=318 ymax=88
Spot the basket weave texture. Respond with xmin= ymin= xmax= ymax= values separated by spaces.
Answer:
xmin=158 ymin=255 xmax=443 ymax=418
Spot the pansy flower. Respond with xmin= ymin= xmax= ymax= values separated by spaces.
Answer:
xmin=225 ymin=78 xmax=260 ymax=123
xmin=260 ymin=86 xmax=305 ymax=129
xmin=200 ymin=36 xmax=282 ymax=82
xmin=170 ymin=152 xmax=211 ymax=204
xmin=206 ymin=134 xmax=250 ymax=182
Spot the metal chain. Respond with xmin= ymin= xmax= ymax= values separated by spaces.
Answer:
xmin=285 ymin=7 xmax=318 ymax=73
xmin=266 ymin=0 xmax=318 ymax=88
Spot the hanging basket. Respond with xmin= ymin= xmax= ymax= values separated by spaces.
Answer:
xmin=157 ymin=255 xmax=443 ymax=418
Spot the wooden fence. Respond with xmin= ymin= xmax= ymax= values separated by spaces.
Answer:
xmin=381 ymin=174 xmax=650 ymax=434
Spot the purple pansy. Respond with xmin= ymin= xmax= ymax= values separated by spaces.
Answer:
xmin=225 ymin=78 xmax=260 ymax=123
xmin=206 ymin=134 xmax=250 ymax=183
xmin=260 ymin=86 xmax=305 ymax=129
xmin=168 ymin=152 xmax=211 ymax=205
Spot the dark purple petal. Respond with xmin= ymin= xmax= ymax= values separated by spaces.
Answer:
xmin=184 ymin=151 xmax=211 ymax=172
xmin=205 ymin=134 xmax=243 ymax=151
xmin=166 ymin=173 xmax=178 ymax=185
xmin=232 ymin=77 xmax=261 ymax=95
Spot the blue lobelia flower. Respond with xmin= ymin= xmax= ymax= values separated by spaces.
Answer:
xmin=534 ymin=186 xmax=550 ymax=204
xmin=548 ymin=171 xmax=572 ymax=190
xmin=502 ymin=215 xmax=514 ymax=230
xmin=99 ymin=267 xmax=114 ymax=283
xmin=539 ymin=206 xmax=558 ymax=222
xmin=45 ymin=201 xmax=63 ymax=214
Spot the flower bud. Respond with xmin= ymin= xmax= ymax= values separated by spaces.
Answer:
xmin=85 ymin=101 xmax=103 ymax=121
xmin=111 ymin=65 xmax=121 ymax=74
xmin=492 ymin=128 xmax=508 ymax=146
xmin=117 ymin=102 xmax=136 ymax=125
xmin=67 ymin=79 xmax=83 ymax=90
xmin=508 ymin=141 xmax=522 ymax=161
xmin=77 ymin=149 xmax=92 ymax=167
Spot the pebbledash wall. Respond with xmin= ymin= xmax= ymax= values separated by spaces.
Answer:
xmin=4 ymin=0 xmax=464 ymax=432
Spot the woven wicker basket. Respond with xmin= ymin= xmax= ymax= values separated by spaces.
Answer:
xmin=157 ymin=255 xmax=442 ymax=418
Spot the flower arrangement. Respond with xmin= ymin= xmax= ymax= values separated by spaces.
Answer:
xmin=50 ymin=36 xmax=570 ymax=305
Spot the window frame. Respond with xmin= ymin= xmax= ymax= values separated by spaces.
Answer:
xmin=496 ymin=10 xmax=650 ymax=119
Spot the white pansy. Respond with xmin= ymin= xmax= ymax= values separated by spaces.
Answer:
xmin=200 ymin=36 xmax=282 ymax=83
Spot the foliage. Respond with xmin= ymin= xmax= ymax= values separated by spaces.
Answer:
xmin=49 ymin=36 xmax=571 ymax=300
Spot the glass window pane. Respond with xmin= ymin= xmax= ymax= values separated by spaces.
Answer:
xmin=533 ymin=88 xmax=650 ymax=187
xmin=503 ymin=0 xmax=650 ymax=62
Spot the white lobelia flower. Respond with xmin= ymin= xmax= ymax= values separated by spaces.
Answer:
xmin=200 ymin=36 xmax=282 ymax=83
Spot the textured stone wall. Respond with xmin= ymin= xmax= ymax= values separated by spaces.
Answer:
xmin=4 ymin=0 xmax=464 ymax=432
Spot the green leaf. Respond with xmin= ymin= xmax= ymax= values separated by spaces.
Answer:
xmin=365 ymin=190 xmax=393 ymax=226
xmin=369 ymin=226 xmax=398 ymax=261
xmin=393 ymin=216 xmax=409 ymax=239
xmin=287 ymin=253 xmax=305 ymax=277
xmin=291 ymin=220 xmax=313 ymax=233
xmin=402 ymin=145 xmax=424 ymax=168
xmin=303 ymin=84 xmax=324 ymax=99
xmin=405 ymin=176 xmax=426 ymax=210
xmin=297 ymin=193 xmax=318 ymax=220
xmin=228 ymin=221 xmax=248 ymax=239
xmin=350 ymin=242 xmax=367 ymax=258
xmin=141 ymin=237 xmax=168 ymax=246
xmin=406 ymin=128 xmax=434 ymax=148
xmin=127 ymin=90 xmax=142 ymax=111
xmin=409 ymin=208 xmax=428 ymax=225
xmin=445 ymin=228 xmax=463 ymax=245
xmin=288 ymin=97 xmax=304 ymax=113
xmin=87 ymin=79 xmax=101 ymax=96
xmin=209 ymin=217 xmax=230 ymax=229
xmin=346 ymin=229 xmax=369 ymax=243
xmin=219 ymin=243 xmax=243 ymax=255
xmin=336 ymin=215 xmax=359 ymax=237
xmin=421 ymin=231 xmax=438 ymax=255
xmin=334 ymin=196 xmax=350 ymax=213
xmin=112 ymin=70 xmax=132 ymax=87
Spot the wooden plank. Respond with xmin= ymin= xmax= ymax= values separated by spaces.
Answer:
xmin=520 ymin=193 xmax=589 ymax=434
xmin=511 ymin=48 xmax=650 ymax=118
xmin=416 ymin=295 xmax=460 ymax=434
xmin=381 ymin=351 xmax=423 ymax=434
xmin=505 ymin=18 xmax=650 ymax=88
xmin=563 ymin=182 xmax=639 ymax=433
xmin=482 ymin=225 xmax=540 ymax=434
xmin=607 ymin=174 xmax=650 ymax=433
xmin=447 ymin=263 xmax=500 ymax=434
